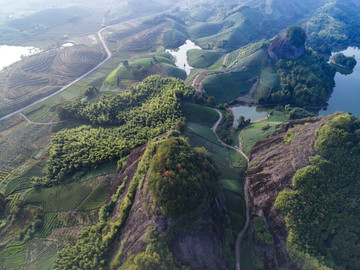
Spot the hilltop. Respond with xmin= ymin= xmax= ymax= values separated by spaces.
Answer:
xmin=247 ymin=113 xmax=360 ymax=269
xmin=268 ymin=26 xmax=306 ymax=60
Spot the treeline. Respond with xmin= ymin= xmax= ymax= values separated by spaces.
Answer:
xmin=275 ymin=113 xmax=360 ymax=270
xmin=58 ymin=76 xmax=193 ymax=126
xmin=54 ymin=138 xmax=193 ymax=269
xmin=49 ymin=76 xmax=193 ymax=183
xmin=305 ymin=1 xmax=360 ymax=53
xmin=264 ymin=49 xmax=336 ymax=107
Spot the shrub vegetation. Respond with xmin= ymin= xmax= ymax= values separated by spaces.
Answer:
xmin=275 ymin=113 xmax=360 ymax=270
xmin=148 ymin=137 xmax=220 ymax=219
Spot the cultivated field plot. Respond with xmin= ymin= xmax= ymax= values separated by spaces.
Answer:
xmin=240 ymin=111 xmax=288 ymax=155
xmin=24 ymin=240 xmax=58 ymax=270
xmin=0 ymin=46 xmax=106 ymax=118
xmin=0 ymin=123 xmax=53 ymax=170
xmin=202 ymin=70 xmax=254 ymax=103
xmin=113 ymin=22 xmax=170 ymax=55
xmin=24 ymin=182 xmax=92 ymax=212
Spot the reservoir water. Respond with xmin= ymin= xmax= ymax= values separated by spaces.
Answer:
xmin=319 ymin=47 xmax=360 ymax=117
xmin=230 ymin=106 xmax=268 ymax=126
xmin=0 ymin=45 xmax=41 ymax=71
xmin=166 ymin=40 xmax=201 ymax=75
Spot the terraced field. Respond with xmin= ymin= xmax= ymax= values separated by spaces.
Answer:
xmin=115 ymin=22 xmax=170 ymax=54
xmin=0 ymin=123 xmax=53 ymax=170
xmin=0 ymin=46 xmax=106 ymax=118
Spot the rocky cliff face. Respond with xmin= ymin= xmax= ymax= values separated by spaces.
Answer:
xmin=247 ymin=116 xmax=333 ymax=269
xmin=268 ymin=34 xmax=304 ymax=60
xmin=108 ymin=143 xmax=230 ymax=270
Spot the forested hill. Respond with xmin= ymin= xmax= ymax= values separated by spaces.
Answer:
xmin=47 ymin=76 xmax=193 ymax=184
xmin=54 ymin=136 xmax=229 ymax=270
xmin=247 ymin=113 xmax=360 ymax=270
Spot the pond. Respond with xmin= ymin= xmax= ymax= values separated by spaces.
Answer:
xmin=230 ymin=106 xmax=268 ymax=127
xmin=319 ymin=47 xmax=360 ymax=117
xmin=166 ymin=40 xmax=201 ymax=76
xmin=0 ymin=45 xmax=41 ymax=71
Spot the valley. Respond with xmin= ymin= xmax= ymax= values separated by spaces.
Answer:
xmin=1 ymin=0 xmax=360 ymax=270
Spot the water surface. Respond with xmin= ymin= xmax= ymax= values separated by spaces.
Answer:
xmin=319 ymin=47 xmax=360 ymax=117
xmin=166 ymin=40 xmax=201 ymax=75
xmin=231 ymin=106 xmax=268 ymax=126
xmin=0 ymin=45 xmax=41 ymax=71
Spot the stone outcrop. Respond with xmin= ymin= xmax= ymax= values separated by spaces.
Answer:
xmin=109 ymin=143 xmax=230 ymax=270
xmin=247 ymin=115 xmax=334 ymax=269
xmin=268 ymin=34 xmax=304 ymax=60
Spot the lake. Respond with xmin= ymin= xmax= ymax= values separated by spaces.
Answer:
xmin=166 ymin=40 xmax=201 ymax=75
xmin=319 ymin=47 xmax=360 ymax=117
xmin=0 ymin=45 xmax=41 ymax=71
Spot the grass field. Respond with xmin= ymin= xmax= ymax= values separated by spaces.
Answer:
xmin=3 ymin=242 xmax=25 ymax=270
xmin=182 ymin=102 xmax=219 ymax=128
xmin=4 ymin=177 xmax=32 ymax=196
xmin=36 ymin=213 xmax=62 ymax=238
xmin=240 ymin=230 xmax=259 ymax=270
xmin=225 ymin=40 xmax=266 ymax=67
xmin=24 ymin=239 xmax=58 ymax=270
xmin=105 ymin=52 xmax=186 ymax=85
xmin=202 ymin=70 xmax=254 ymax=103
xmin=187 ymin=49 xmax=223 ymax=69
xmin=24 ymin=182 xmax=93 ymax=212
xmin=78 ymin=186 xmax=110 ymax=210
xmin=240 ymin=111 xmax=288 ymax=155
xmin=0 ymin=169 xmax=11 ymax=189
xmin=163 ymin=28 xmax=187 ymax=48
xmin=183 ymin=102 xmax=247 ymax=248
xmin=188 ymin=22 xmax=222 ymax=39
xmin=70 ymin=161 xmax=117 ymax=183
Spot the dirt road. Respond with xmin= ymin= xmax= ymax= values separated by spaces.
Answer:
xmin=212 ymin=108 xmax=250 ymax=270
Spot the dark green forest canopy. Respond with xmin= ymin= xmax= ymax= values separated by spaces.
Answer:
xmin=53 ymin=138 xmax=196 ymax=270
xmin=286 ymin=25 xmax=307 ymax=48
xmin=305 ymin=0 xmax=360 ymax=53
xmin=148 ymin=137 xmax=220 ymax=219
xmin=331 ymin=53 xmax=357 ymax=69
xmin=265 ymin=49 xmax=336 ymax=107
xmin=48 ymin=76 xmax=193 ymax=183
xmin=275 ymin=113 xmax=360 ymax=270
xmin=59 ymin=76 xmax=193 ymax=126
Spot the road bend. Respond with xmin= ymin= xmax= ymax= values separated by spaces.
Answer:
xmin=212 ymin=108 xmax=250 ymax=270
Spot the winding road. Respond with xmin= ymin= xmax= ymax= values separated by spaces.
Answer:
xmin=212 ymin=108 xmax=250 ymax=270
xmin=0 ymin=6 xmax=177 ymax=123
xmin=0 ymin=25 xmax=113 ymax=123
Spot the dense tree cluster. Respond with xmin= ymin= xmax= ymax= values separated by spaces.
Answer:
xmin=49 ymin=76 xmax=192 ymax=183
xmin=53 ymin=141 xmax=157 ymax=269
xmin=286 ymin=26 xmax=307 ymax=48
xmin=331 ymin=53 xmax=357 ymax=69
xmin=275 ymin=113 xmax=360 ymax=270
xmin=0 ymin=193 xmax=5 ymax=213
xmin=59 ymin=76 xmax=193 ymax=126
xmin=305 ymin=1 xmax=360 ymax=53
xmin=265 ymin=49 xmax=336 ymax=107
xmin=148 ymin=137 xmax=220 ymax=219
xmin=119 ymin=227 xmax=187 ymax=270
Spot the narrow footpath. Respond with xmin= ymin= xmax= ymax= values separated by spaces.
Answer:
xmin=212 ymin=108 xmax=250 ymax=270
